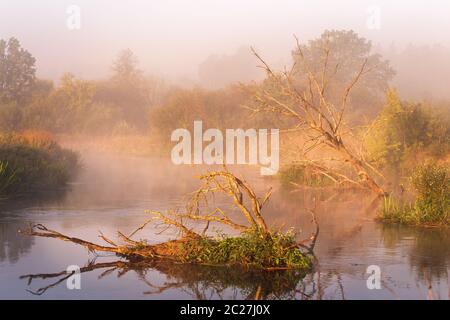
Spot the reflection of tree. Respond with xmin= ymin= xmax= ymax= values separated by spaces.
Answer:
xmin=0 ymin=221 xmax=34 ymax=263
xmin=21 ymin=259 xmax=315 ymax=299
xmin=0 ymin=188 xmax=69 ymax=212
xmin=380 ymin=224 xmax=450 ymax=289
xmin=0 ymin=190 xmax=70 ymax=264
xmin=266 ymin=187 xmax=380 ymax=249
xmin=20 ymin=258 xmax=353 ymax=300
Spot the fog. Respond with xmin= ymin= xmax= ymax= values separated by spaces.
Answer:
xmin=1 ymin=0 xmax=450 ymax=98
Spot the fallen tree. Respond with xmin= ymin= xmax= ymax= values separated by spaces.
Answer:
xmin=20 ymin=168 xmax=318 ymax=270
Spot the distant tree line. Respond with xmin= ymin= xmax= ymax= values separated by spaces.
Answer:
xmin=0 ymin=32 xmax=449 ymax=174
xmin=0 ymin=40 xmax=168 ymax=135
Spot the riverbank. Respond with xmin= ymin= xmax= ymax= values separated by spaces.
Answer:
xmin=0 ymin=131 xmax=80 ymax=197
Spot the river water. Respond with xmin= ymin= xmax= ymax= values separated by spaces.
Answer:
xmin=0 ymin=153 xmax=448 ymax=299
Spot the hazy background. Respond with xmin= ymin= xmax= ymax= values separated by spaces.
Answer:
xmin=1 ymin=0 xmax=450 ymax=98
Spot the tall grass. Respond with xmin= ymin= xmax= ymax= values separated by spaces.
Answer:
xmin=0 ymin=161 xmax=16 ymax=196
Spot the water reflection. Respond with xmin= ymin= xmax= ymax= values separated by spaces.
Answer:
xmin=0 ymin=220 xmax=34 ymax=264
xmin=379 ymin=223 xmax=450 ymax=299
xmin=21 ymin=259 xmax=311 ymax=300
xmin=0 ymin=154 xmax=448 ymax=299
xmin=0 ymin=189 xmax=71 ymax=264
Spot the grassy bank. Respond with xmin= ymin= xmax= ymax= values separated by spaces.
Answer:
xmin=378 ymin=163 xmax=449 ymax=226
xmin=0 ymin=131 xmax=80 ymax=197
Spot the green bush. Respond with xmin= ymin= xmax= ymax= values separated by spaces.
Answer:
xmin=178 ymin=230 xmax=312 ymax=270
xmin=365 ymin=90 xmax=450 ymax=169
xmin=0 ymin=132 xmax=80 ymax=196
xmin=379 ymin=163 xmax=449 ymax=226
xmin=410 ymin=163 xmax=449 ymax=224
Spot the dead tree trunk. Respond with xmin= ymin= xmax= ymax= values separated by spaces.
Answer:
xmin=247 ymin=36 xmax=386 ymax=196
xmin=338 ymin=144 xmax=385 ymax=196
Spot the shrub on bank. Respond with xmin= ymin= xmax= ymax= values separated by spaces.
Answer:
xmin=0 ymin=131 xmax=80 ymax=196
xmin=365 ymin=91 xmax=450 ymax=170
xmin=379 ymin=163 xmax=449 ymax=226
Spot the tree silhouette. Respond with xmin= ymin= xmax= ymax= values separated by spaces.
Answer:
xmin=0 ymin=37 xmax=36 ymax=104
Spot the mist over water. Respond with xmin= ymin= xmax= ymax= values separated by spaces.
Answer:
xmin=0 ymin=153 xmax=448 ymax=299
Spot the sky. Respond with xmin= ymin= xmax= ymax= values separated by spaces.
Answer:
xmin=1 ymin=0 xmax=449 ymax=83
